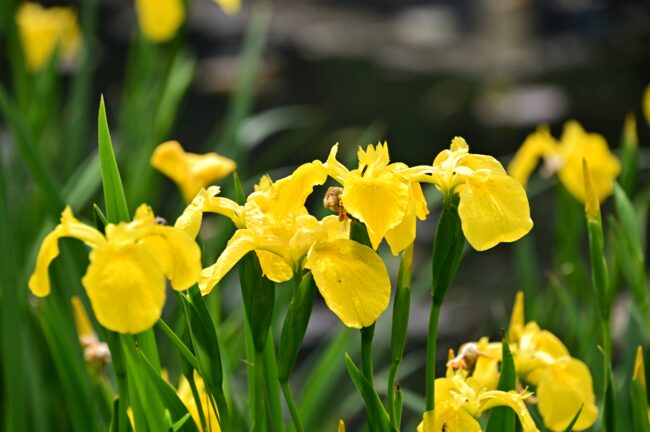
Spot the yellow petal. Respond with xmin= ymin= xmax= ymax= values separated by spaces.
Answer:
xmin=478 ymin=391 xmax=540 ymax=432
xmin=384 ymin=183 xmax=423 ymax=255
xmin=536 ymin=358 xmax=598 ymax=431
xmin=82 ymin=243 xmax=166 ymax=334
xmin=199 ymin=230 xmax=258 ymax=295
xmin=174 ymin=186 xmax=222 ymax=239
xmin=135 ymin=0 xmax=185 ymax=43
xmin=508 ymin=291 xmax=525 ymax=342
xmin=417 ymin=404 xmax=482 ymax=432
xmin=214 ymin=0 xmax=240 ymax=14
xmin=71 ymin=295 xmax=95 ymax=339
xmin=507 ymin=127 xmax=558 ymax=188
xmin=266 ymin=161 xmax=328 ymax=218
xmin=29 ymin=207 xmax=105 ymax=297
xmin=342 ymin=169 xmax=410 ymax=250
xmin=141 ymin=224 xmax=202 ymax=291
xmin=557 ymin=121 xmax=620 ymax=202
xmin=337 ymin=420 xmax=345 ymax=432
xmin=151 ymin=141 xmax=236 ymax=202
xmin=326 ymin=143 xmax=350 ymax=184
xmin=307 ymin=239 xmax=390 ymax=328
xmin=634 ymin=345 xmax=646 ymax=389
xmin=458 ymin=173 xmax=533 ymax=251
xmin=177 ymin=371 xmax=221 ymax=431
xmin=256 ymin=251 xmax=293 ymax=283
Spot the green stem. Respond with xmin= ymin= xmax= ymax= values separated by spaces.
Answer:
xmin=387 ymin=363 xmax=398 ymax=425
xmin=425 ymin=302 xmax=441 ymax=411
xmin=263 ymin=333 xmax=285 ymax=432
xmin=360 ymin=324 xmax=375 ymax=384
xmin=156 ymin=319 xmax=198 ymax=370
xmin=280 ymin=380 xmax=304 ymax=432
xmin=254 ymin=350 xmax=267 ymax=432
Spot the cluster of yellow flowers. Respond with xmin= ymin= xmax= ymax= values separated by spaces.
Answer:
xmin=16 ymin=0 xmax=241 ymax=72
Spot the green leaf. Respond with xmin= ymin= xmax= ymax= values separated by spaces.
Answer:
xmin=432 ymin=195 xmax=465 ymax=305
xmin=631 ymin=379 xmax=650 ymax=432
xmin=602 ymin=358 xmax=616 ymax=432
xmin=562 ymin=405 xmax=583 ymax=432
xmin=109 ymin=398 xmax=134 ymax=432
xmin=239 ymin=252 xmax=275 ymax=352
xmin=344 ymin=353 xmax=394 ymax=432
xmin=97 ymin=97 xmax=130 ymax=223
xmin=485 ymin=338 xmax=517 ymax=432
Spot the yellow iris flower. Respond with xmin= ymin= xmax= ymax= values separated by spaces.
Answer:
xmin=29 ymin=205 xmax=201 ymax=334
xmin=508 ymin=121 xmax=620 ymax=203
xmin=135 ymin=0 xmax=185 ymax=43
xmin=16 ymin=2 xmax=80 ymax=72
xmin=325 ymin=142 xmax=429 ymax=255
xmin=417 ymin=368 xmax=539 ymax=432
xmin=418 ymin=137 xmax=533 ymax=251
xmin=213 ymin=0 xmax=241 ymax=15
xmin=508 ymin=292 xmax=598 ymax=431
xmin=151 ymin=141 xmax=236 ymax=203
xmin=186 ymin=161 xmax=391 ymax=328
xmin=177 ymin=372 xmax=221 ymax=431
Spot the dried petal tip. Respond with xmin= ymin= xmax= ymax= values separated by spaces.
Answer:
xmin=634 ymin=346 xmax=646 ymax=389
xmin=337 ymin=419 xmax=346 ymax=432
xmin=624 ymin=113 xmax=638 ymax=149
xmin=582 ymin=159 xmax=600 ymax=220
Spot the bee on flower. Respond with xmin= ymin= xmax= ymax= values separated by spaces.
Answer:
xmin=29 ymin=205 xmax=201 ymax=334
xmin=508 ymin=121 xmax=620 ymax=203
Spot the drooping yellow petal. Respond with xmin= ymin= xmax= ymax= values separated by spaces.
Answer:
xmin=342 ymin=168 xmax=410 ymax=250
xmin=214 ymin=0 xmax=240 ymax=15
xmin=457 ymin=172 xmax=533 ymax=251
xmin=135 ymin=0 xmax=185 ymax=43
xmin=151 ymin=141 xmax=236 ymax=202
xmin=256 ymin=251 xmax=293 ymax=283
xmin=199 ymin=230 xmax=259 ymax=295
xmin=16 ymin=3 xmax=80 ymax=71
xmin=417 ymin=404 xmax=482 ymax=432
xmin=141 ymin=224 xmax=202 ymax=292
xmin=508 ymin=291 xmax=525 ymax=342
xmin=177 ymin=371 xmax=221 ymax=431
xmin=478 ymin=391 xmax=540 ymax=432
xmin=82 ymin=243 xmax=166 ymax=334
xmin=384 ymin=182 xmax=422 ymax=255
xmin=557 ymin=121 xmax=620 ymax=202
xmin=307 ymin=239 xmax=390 ymax=328
xmin=29 ymin=207 xmax=105 ymax=297
xmin=634 ymin=346 xmax=646 ymax=390
xmin=507 ymin=127 xmax=558 ymax=188
xmin=536 ymin=358 xmax=598 ymax=431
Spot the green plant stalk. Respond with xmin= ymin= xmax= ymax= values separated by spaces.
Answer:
xmin=263 ymin=333 xmax=285 ymax=432
xmin=426 ymin=194 xmax=465 ymax=411
xmin=281 ymin=380 xmax=303 ymax=432
xmin=254 ymin=349 xmax=267 ymax=432
xmin=361 ymin=324 xmax=375 ymax=384
xmin=387 ymin=242 xmax=414 ymax=427
xmin=156 ymin=319 xmax=198 ymax=370
xmin=587 ymin=218 xmax=612 ymax=363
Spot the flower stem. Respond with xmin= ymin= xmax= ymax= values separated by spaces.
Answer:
xmin=425 ymin=302 xmax=441 ymax=411
xmin=361 ymin=324 xmax=375 ymax=384
xmin=281 ymin=380 xmax=304 ymax=432
xmin=156 ymin=319 xmax=198 ymax=370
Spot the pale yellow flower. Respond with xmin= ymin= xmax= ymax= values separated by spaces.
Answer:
xmin=16 ymin=2 xmax=80 ymax=72
xmin=151 ymin=141 xmax=236 ymax=203
xmin=135 ymin=0 xmax=185 ymax=42
xmin=30 ymin=205 xmax=201 ymax=333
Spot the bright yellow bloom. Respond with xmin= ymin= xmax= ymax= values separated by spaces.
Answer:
xmin=29 ymin=205 xmax=201 ymax=334
xmin=508 ymin=292 xmax=598 ymax=431
xmin=214 ymin=0 xmax=241 ymax=14
xmin=583 ymin=160 xmax=600 ymax=220
xmin=417 ymin=370 xmax=539 ymax=432
xmin=177 ymin=372 xmax=220 ymax=431
xmin=326 ymin=142 xmax=429 ymax=255
xmin=188 ymin=161 xmax=391 ymax=328
xmin=16 ymin=2 xmax=80 ymax=72
xmin=418 ymin=137 xmax=533 ymax=251
xmin=508 ymin=121 xmax=620 ymax=203
xmin=151 ymin=141 xmax=236 ymax=203
xmin=135 ymin=0 xmax=185 ymax=42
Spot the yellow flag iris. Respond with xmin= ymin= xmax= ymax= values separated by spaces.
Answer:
xmin=325 ymin=142 xmax=429 ymax=255
xmin=151 ymin=141 xmax=236 ymax=203
xmin=508 ymin=292 xmax=598 ymax=431
xmin=508 ymin=121 xmax=620 ymax=203
xmin=16 ymin=2 xmax=80 ymax=72
xmin=177 ymin=372 xmax=221 ymax=431
xmin=418 ymin=137 xmax=533 ymax=251
xmin=29 ymin=205 xmax=201 ymax=334
xmin=417 ymin=370 xmax=539 ymax=432
xmin=184 ymin=161 xmax=391 ymax=328
xmin=135 ymin=0 xmax=185 ymax=43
